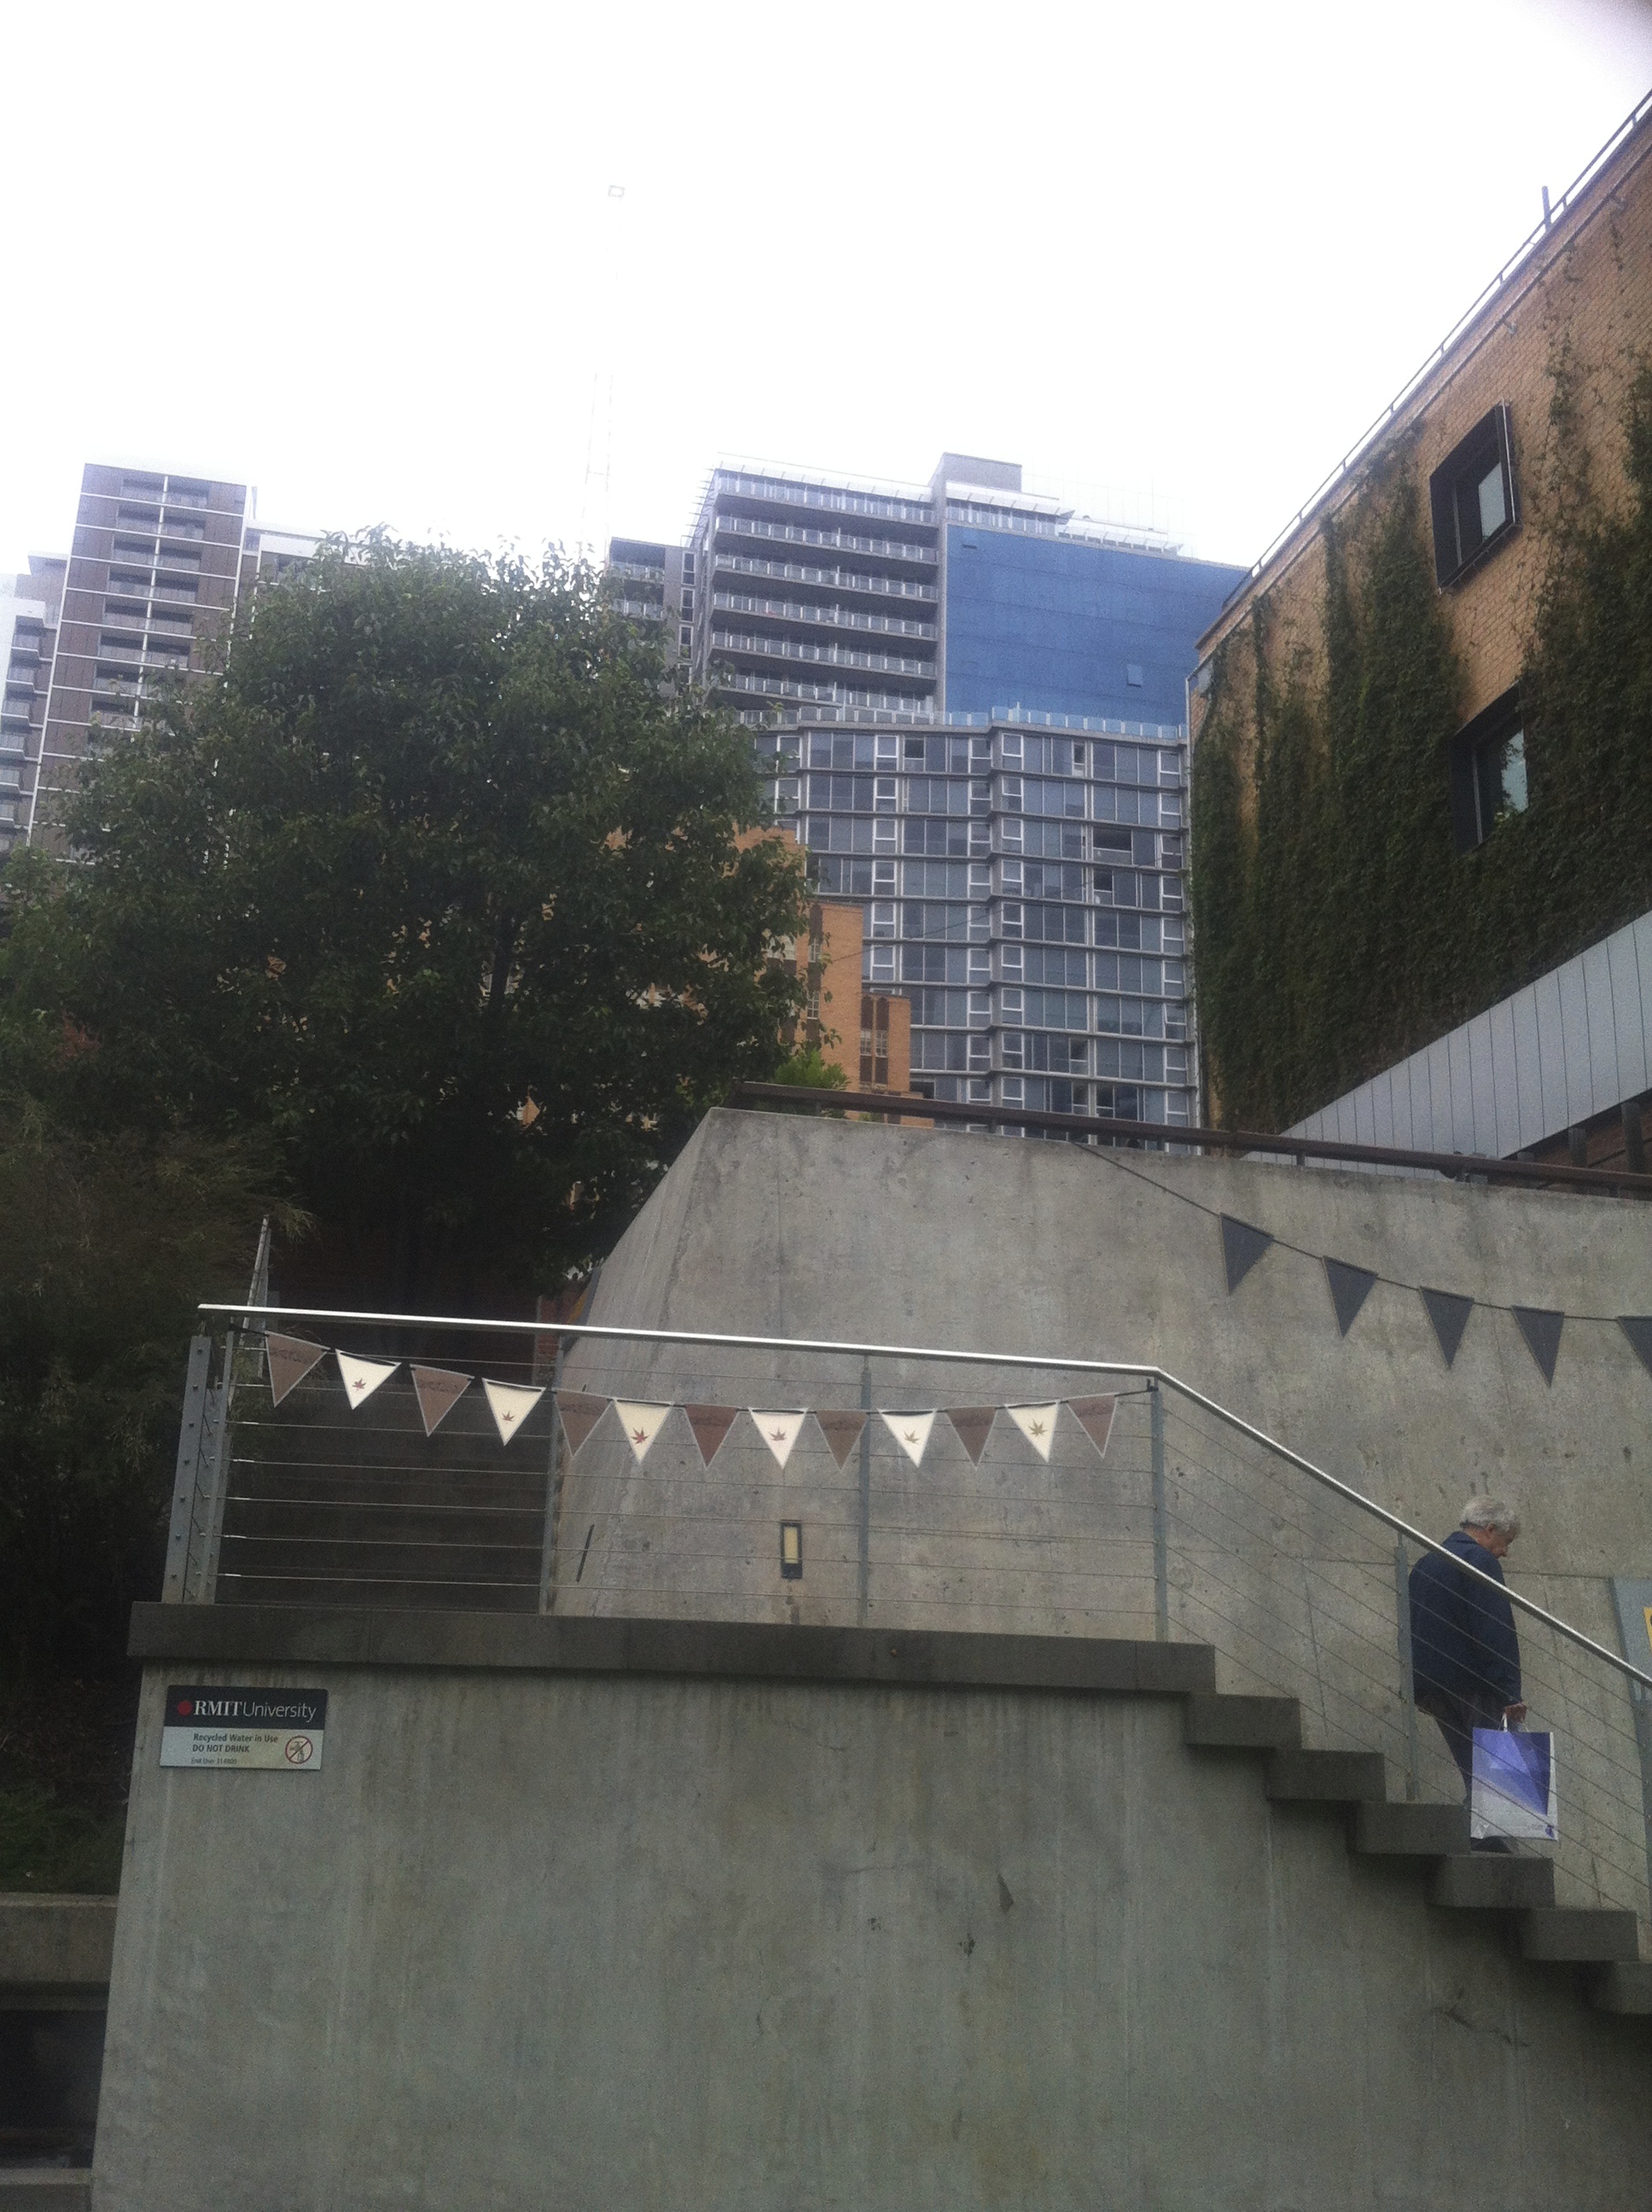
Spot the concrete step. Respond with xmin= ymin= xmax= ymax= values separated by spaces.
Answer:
xmin=1184 ymin=1693 xmax=1302 ymax=1751
xmin=1430 ymin=1854 xmax=1556 ymax=1910
xmin=1265 ymin=1749 xmax=1387 ymax=1804
xmin=1589 ymin=1961 xmax=1652 ymax=2014
xmin=0 ymin=2174 xmax=92 ymax=2210
xmin=1352 ymin=1802 xmax=1470 ymax=1857
xmin=1521 ymin=1907 xmax=1643 ymax=1964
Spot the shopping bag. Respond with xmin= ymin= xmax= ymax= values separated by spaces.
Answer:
xmin=1471 ymin=1726 xmax=1557 ymax=1843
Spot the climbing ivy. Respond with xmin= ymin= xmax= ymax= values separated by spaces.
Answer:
xmin=1190 ymin=363 xmax=1652 ymax=1130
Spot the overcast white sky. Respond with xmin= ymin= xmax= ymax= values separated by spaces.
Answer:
xmin=5 ymin=0 xmax=1652 ymax=574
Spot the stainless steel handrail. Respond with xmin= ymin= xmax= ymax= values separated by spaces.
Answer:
xmin=201 ymin=1300 xmax=1652 ymax=1693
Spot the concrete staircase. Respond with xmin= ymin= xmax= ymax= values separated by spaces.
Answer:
xmin=1182 ymin=1690 xmax=1652 ymax=2018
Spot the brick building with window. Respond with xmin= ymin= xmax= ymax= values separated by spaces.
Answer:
xmin=1188 ymin=93 xmax=1652 ymax=1174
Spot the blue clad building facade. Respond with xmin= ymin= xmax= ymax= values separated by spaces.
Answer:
xmin=617 ymin=454 xmax=1243 ymax=1132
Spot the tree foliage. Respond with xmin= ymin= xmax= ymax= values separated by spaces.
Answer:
xmin=3 ymin=540 xmax=806 ymax=1299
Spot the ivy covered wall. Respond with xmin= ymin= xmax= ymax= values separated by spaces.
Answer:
xmin=1190 ymin=363 xmax=1652 ymax=1132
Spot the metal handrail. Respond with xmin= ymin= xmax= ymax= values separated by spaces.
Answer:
xmin=727 ymin=1081 xmax=1652 ymax=1197
xmin=199 ymin=1300 xmax=1652 ymax=1694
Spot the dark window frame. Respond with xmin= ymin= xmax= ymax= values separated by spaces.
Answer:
xmin=1428 ymin=405 xmax=1519 ymax=589
xmin=1448 ymin=684 xmax=1527 ymax=853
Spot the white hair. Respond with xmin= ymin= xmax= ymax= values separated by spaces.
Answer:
xmin=1462 ymin=1497 xmax=1521 ymax=1539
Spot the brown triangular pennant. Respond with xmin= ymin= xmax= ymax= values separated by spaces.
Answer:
xmin=265 ymin=1333 xmax=328 ymax=1407
xmin=1067 ymin=1395 xmax=1117 ymax=1458
xmin=683 ymin=1404 xmax=738 ymax=1464
xmin=410 ymin=1365 xmax=471 ymax=1437
xmin=1512 ymin=1306 xmax=1563 ymax=1386
xmin=813 ymin=1408 xmax=867 ymax=1468
xmin=945 ymin=1406 xmax=997 ymax=1464
xmin=555 ymin=1391 xmax=608 ymax=1455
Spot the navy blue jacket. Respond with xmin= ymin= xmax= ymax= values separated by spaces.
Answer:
xmin=1409 ymin=1528 xmax=1521 ymax=1708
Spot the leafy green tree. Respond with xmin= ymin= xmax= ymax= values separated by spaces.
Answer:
xmin=3 ymin=540 xmax=806 ymax=1301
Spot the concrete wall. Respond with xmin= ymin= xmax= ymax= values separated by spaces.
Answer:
xmin=554 ymin=1112 xmax=1652 ymax=1912
xmin=93 ymin=1647 xmax=1652 ymax=2212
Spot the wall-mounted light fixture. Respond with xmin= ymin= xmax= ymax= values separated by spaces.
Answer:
xmin=780 ymin=1522 xmax=803 ymax=1580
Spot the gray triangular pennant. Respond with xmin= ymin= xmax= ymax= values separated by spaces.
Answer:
xmin=1420 ymin=1287 xmax=1475 ymax=1369
xmin=1620 ymin=1316 xmax=1652 ymax=1378
xmin=1323 ymin=1257 xmax=1377 ymax=1338
xmin=1512 ymin=1307 xmax=1563 ymax=1386
xmin=1219 ymin=1214 xmax=1274 ymax=1294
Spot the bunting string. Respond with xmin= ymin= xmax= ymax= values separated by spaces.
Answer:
xmin=1086 ymin=1145 xmax=1652 ymax=1389
xmin=258 ymin=1334 xmax=1118 ymax=1466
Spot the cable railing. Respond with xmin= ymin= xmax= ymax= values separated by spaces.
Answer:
xmin=177 ymin=1301 xmax=1652 ymax=1928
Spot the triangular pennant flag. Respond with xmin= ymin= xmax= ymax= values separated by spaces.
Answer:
xmin=1067 ymin=1395 xmax=1117 ymax=1458
xmin=265 ymin=1333 xmax=328 ymax=1407
xmin=814 ymin=1408 xmax=867 ymax=1468
xmin=1620 ymin=1316 xmax=1652 ymax=1378
xmin=1420 ymin=1287 xmax=1475 ymax=1369
xmin=1004 ymin=1402 xmax=1061 ymax=1461
xmin=1512 ymin=1307 xmax=1563 ymax=1386
xmin=336 ymin=1349 xmax=398 ymax=1409
xmin=1219 ymin=1214 xmax=1274 ymax=1294
xmin=410 ymin=1365 xmax=471 ymax=1437
xmin=750 ymin=1410 xmax=806 ymax=1468
xmin=614 ymin=1401 xmax=672 ymax=1464
xmin=945 ymin=1406 xmax=998 ymax=1464
xmin=683 ymin=1403 xmax=739 ymax=1464
xmin=555 ymin=1390 xmax=608 ymax=1456
xmin=1323 ymin=1257 xmax=1377 ymax=1338
xmin=880 ymin=1410 xmax=937 ymax=1466
xmin=484 ymin=1378 xmax=544 ymax=1445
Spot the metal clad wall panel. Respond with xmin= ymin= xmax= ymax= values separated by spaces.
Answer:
xmin=1486 ymin=998 xmax=1522 ymax=1157
xmin=1283 ymin=911 xmax=1652 ymax=1158
xmin=1465 ymin=1011 xmax=1497 ymax=1155
xmin=1510 ymin=986 xmax=1544 ymax=1149
xmin=1533 ymin=970 xmax=1570 ymax=1139
xmin=1580 ymin=939 xmax=1621 ymax=1115
xmin=1609 ymin=919 xmax=1651 ymax=1099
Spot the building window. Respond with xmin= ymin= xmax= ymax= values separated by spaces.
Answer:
xmin=1448 ymin=685 xmax=1527 ymax=852
xmin=1126 ymin=663 xmax=1144 ymax=688
xmin=1429 ymin=405 xmax=1518 ymax=588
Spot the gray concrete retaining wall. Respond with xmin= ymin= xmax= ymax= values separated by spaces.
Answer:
xmin=93 ymin=1638 xmax=1651 ymax=2211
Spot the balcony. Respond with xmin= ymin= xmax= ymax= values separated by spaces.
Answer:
xmin=713 ymin=592 xmax=936 ymax=643
xmin=712 ymin=631 xmax=934 ymax=681
xmin=712 ymin=515 xmax=938 ymax=567
xmin=713 ymin=554 xmax=937 ymax=603
xmin=712 ymin=470 xmax=935 ymax=529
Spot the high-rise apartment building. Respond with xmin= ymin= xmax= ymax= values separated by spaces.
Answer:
xmin=0 ymin=556 xmax=65 ymax=854
xmin=12 ymin=463 xmax=318 ymax=850
xmin=614 ymin=454 xmax=1243 ymax=1129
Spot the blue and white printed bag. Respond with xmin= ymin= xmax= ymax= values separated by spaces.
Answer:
xmin=1471 ymin=1724 xmax=1558 ymax=1844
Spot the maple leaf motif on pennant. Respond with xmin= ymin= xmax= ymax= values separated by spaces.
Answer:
xmin=1028 ymin=1420 xmax=1045 ymax=1438
xmin=632 ymin=1428 xmax=648 ymax=1445
xmin=769 ymin=1428 xmax=788 ymax=1444
xmin=352 ymin=1380 xmax=365 ymax=1393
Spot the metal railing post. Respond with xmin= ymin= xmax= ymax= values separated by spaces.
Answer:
xmin=539 ymin=1337 xmax=567 ymax=1614
xmin=1394 ymin=1537 xmax=1422 ymax=1802
xmin=161 ymin=1335 xmax=212 ymax=1604
xmin=193 ymin=1332 xmax=237 ymax=1603
xmin=1149 ymin=1377 xmax=1168 ymax=1643
xmin=857 ymin=1355 xmax=873 ymax=1626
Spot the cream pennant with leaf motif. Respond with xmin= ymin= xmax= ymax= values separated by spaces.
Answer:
xmin=750 ymin=1410 xmax=806 ymax=1468
xmin=1004 ymin=1403 xmax=1061 ymax=1460
xmin=336 ymin=1351 xmax=398 ymax=1409
xmin=614 ymin=1401 xmax=672 ymax=1464
xmin=483 ymin=1379 xmax=544 ymax=1446
xmin=880 ymin=1409 xmax=937 ymax=1465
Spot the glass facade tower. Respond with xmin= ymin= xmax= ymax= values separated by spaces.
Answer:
xmin=625 ymin=454 xmax=1245 ymax=1129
